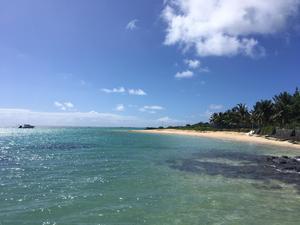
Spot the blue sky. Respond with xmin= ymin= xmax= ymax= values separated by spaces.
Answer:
xmin=0 ymin=0 xmax=300 ymax=127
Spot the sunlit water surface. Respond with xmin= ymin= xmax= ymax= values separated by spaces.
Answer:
xmin=0 ymin=128 xmax=300 ymax=225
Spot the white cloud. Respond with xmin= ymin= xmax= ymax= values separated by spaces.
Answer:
xmin=139 ymin=105 xmax=164 ymax=114
xmin=184 ymin=59 xmax=201 ymax=69
xmin=163 ymin=0 xmax=300 ymax=57
xmin=157 ymin=116 xmax=185 ymax=125
xmin=0 ymin=108 xmax=141 ymax=127
xmin=175 ymin=70 xmax=194 ymax=79
xmin=126 ymin=19 xmax=138 ymax=30
xmin=101 ymin=87 xmax=146 ymax=96
xmin=184 ymin=59 xmax=210 ymax=72
xmin=54 ymin=101 xmax=74 ymax=111
xmin=128 ymin=89 xmax=147 ymax=96
xmin=141 ymin=105 xmax=164 ymax=110
xmin=209 ymin=104 xmax=224 ymax=110
xmin=157 ymin=116 xmax=172 ymax=122
xmin=0 ymin=108 xmax=184 ymax=127
xmin=64 ymin=102 xmax=74 ymax=108
xmin=204 ymin=110 xmax=214 ymax=118
xmin=198 ymin=105 xmax=224 ymax=121
xmin=54 ymin=101 xmax=64 ymax=109
xmin=101 ymin=87 xmax=126 ymax=94
xmin=115 ymin=104 xmax=125 ymax=112
xmin=199 ymin=67 xmax=210 ymax=73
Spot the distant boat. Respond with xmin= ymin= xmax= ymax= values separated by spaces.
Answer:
xmin=18 ymin=124 xmax=35 ymax=129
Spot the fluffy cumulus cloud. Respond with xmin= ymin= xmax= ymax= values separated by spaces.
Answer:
xmin=128 ymin=89 xmax=147 ymax=96
xmin=175 ymin=70 xmax=194 ymax=79
xmin=184 ymin=59 xmax=210 ymax=73
xmin=184 ymin=59 xmax=201 ymax=69
xmin=101 ymin=87 xmax=147 ymax=96
xmin=126 ymin=19 xmax=138 ymax=30
xmin=162 ymin=0 xmax=300 ymax=57
xmin=54 ymin=101 xmax=74 ymax=111
xmin=139 ymin=105 xmax=164 ymax=114
xmin=115 ymin=104 xmax=125 ymax=112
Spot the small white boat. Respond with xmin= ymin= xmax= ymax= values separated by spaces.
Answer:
xmin=18 ymin=124 xmax=35 ymax=129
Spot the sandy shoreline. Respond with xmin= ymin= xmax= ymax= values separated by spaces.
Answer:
xmin=134 ymin=129 xmax=300 ymax=150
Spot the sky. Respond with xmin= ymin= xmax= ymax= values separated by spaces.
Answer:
xmin=0 ymin=0 xmax=300 ymax=127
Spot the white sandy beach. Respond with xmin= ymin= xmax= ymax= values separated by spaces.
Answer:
xmin=134 ymin=129 xmax=300 ymax=150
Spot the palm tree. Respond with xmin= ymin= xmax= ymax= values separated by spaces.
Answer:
xmin=210 ymin=112 xmax=224 ymax=128
xmin=233 ymin=103 xmax=251 ymax=128
xmin=252 ymin=100 xmax=274 ymax=127
xmin=291 ymin=88 xmax=300 ymax=126
xmin=208 ymin=88 xmax=300 ymax=131
xmin=273 ymin=92 xmax=293 ymax=127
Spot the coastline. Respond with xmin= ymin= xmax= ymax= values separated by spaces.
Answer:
xmin=134 ymin=129 xmax=300 ymax=150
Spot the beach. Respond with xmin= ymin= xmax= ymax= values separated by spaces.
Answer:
xmin=135 ymin=129 xmax=300 ymax=150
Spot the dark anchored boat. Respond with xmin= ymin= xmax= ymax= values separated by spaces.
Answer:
xmin=18 ymin=124 xmax=35 ymax=129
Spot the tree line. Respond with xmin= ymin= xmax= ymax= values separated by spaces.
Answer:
xmin=210 ymin=88 xmax=300 ymax=130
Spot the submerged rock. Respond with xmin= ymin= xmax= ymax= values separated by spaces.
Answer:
xmin=266 ymin=156 xmax=300 ymax=173
xmin=167 ymin=152 xmax=300 ymax=193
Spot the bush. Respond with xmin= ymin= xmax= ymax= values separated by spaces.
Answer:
xmin=260 ymin=126 xmax=276 ymax=135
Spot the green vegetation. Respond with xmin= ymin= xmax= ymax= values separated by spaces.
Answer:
xmin=149 ymin=88 xmax=300 ymax=135
xmin=210 ymin=88 xmax=300 ymax=130
xmin=168 ymin=122 xmax=217 ymax=131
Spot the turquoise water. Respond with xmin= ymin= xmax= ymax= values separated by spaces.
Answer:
xmin=1 ymin=128 xmax=300 ymax=225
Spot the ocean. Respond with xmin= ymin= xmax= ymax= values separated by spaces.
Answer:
xmin=0 ymin=127 xmax=300 ymax=225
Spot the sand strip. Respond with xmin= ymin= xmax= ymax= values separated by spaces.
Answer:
xmin=133 ymin=129 xmax=300 ymax=150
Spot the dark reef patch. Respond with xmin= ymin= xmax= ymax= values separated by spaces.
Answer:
xmin=167 ymin=152 xmax=300 ymax=192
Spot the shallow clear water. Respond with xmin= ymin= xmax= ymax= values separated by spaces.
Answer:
xmin=0 ymin=128 xmax=300 ymax=225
